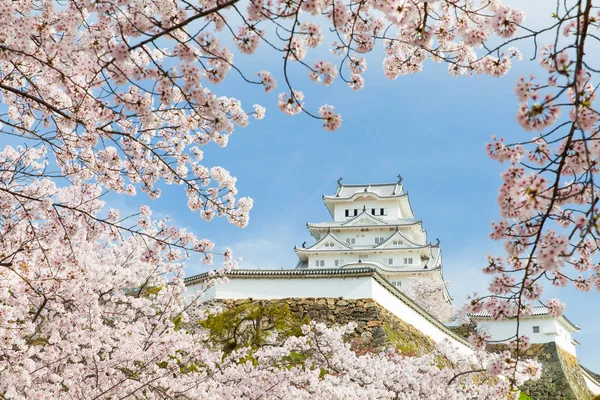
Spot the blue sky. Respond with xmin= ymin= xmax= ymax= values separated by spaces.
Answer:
xmin=124 ymin=0 xmax=600 ymax=370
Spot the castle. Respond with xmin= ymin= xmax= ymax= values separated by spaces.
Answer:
xmin=185 ymin=177 xmax=600 ymax=398
xmin=295 ymin=178 xmax=447 ymax=304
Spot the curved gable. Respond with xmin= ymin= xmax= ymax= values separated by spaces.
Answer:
xmin=343 ymin=210 xmax=387 ymax=227
xmin=376 ymin=230 xmax=421 ymax=248
xmin=306 ymin=231 xmax=350 ymax=251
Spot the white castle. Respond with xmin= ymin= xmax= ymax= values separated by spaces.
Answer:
xmin=186 ymin=178 xmax=599 ymax=395
xmin=294 ymin=177 xmax=447 ymax=304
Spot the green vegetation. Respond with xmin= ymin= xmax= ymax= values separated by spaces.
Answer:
xmin=199 ymin=300 xmax=308 ymax=355
xmin=518 ymin=392 xmax=533 ymax=400
xmin=382 ymin=322 xmax=434 ymax=357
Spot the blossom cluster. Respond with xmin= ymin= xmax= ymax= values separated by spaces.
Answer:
xmin=0 ymin=146 xmax=239 ymax=399
xmin=474 ymin=5 xmax=600 ymax=380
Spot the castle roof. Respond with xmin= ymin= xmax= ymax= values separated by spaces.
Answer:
xmin=333 ymin=182 xmax=403 ymax=198
xmin=322 ymin=179 xmax=415 ymax=218
xmin=470 ymin=306 xmax=580 ymax=332
xmin=307 ymin=218 xmax=421 ymax=230
xmin=184 ymin=267 xmax=379 ymax=285
xmin=340 ymin=260 xmax=441 ymax=274
xmin=301 ymin=231 xmax=351 ymax=250
xmin=295 ymin=238 xmax=442 ymax=268
xmin=376 ymin=229 xmax=422 ymax=248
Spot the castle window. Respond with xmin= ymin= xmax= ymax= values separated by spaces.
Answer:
xmin=375 ymin=237 xmax=385 ymax=244
xmin=334 ymin=259 xmax=344 ymax=267
xmin=354 ymin=209 xmax=358 ymax=216
xmin=346 ymin=238 xmax=355 ymax=245
xmin=403 ymin=257 xmax=413 ymax=265
xmin=324 ymin=242 xmax=334 ymax=248
xmin=391 ymin=281 xmax=401 ymax=288
xmin=388 ymin=258 xmax=393 ymax=264
xmin=380 ymin=208 xmax=385 ymax=215
xmin=533 ymin=326 xmax=540 ymax=334
xmin=371 ymin=208 xmax=376 ymax=215
xmin=345 ymin=209 xmax=350 ymax=217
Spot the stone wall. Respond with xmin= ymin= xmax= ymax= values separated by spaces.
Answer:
xmin=557 ymin=347 xmax=595 ymax=400
xmin=215 ymin=297 xmax=436 ymax=356
xmin=487 ymin=342 xmax=595 ymax=400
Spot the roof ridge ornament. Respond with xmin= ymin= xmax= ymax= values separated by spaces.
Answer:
xmin=397 ymin=174 xmax=403 ymax=184
xmin=335 ymin=177 xmax=343 ymax=197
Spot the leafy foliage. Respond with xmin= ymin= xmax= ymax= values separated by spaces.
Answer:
xmin=518 ymin=392 xmax=533 ymax=400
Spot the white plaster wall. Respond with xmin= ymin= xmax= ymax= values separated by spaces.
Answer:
xmin=384 ymin=276 xmax=417 ymax=291
xmin=554 ymin=321 xmax=578 ymax=356
xmin=196 ymin=275 xmax=374 ymax=301
xmin=306 ymin=253 xmax=353 ymax=268
xmin=306 ymin=253 xmax=411 ymax=268
xmin=335 ymin=230 xmax=389 ymax=247
xmin=583 ymin=370 xmax=600 ymax=395
xmin=333 ymin=199 xmax=402 ymax=221
xmin=307 ymin=251 xmax=423 ymax=269
xmin=370 ymin=279 xmax=473 ymax=355
xmin=475 ymin=318 xmax=577 ymax=356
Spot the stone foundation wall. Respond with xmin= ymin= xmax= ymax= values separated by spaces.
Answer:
xmin=558 ymin=347 xmax=595 ymax=400
xmin=215 ymin=297 xmax=436 ymax=356
xmin=487 ymin=342 xmax=594 ymax=400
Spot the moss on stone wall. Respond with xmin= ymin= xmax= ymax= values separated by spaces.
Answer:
xmin=199 ymin=299 xmax=308 ymax=354
xmin=377 ymin=306 xmax=435 ymax=356
xmin=204 ymin=297 xmax=437 ymax=355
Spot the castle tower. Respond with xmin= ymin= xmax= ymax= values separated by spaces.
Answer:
xmin=294 ymin=177 xmax=450 ymax=304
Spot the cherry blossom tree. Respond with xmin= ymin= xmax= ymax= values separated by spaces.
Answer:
xmin=401 ymin=278 xmax=456 ymax=322
xmin=0 ymin=0 xmax=561 ymax=397
xmin=465 ymin=0 xmax=600 ymax=376
xmin=203 ymin=323 xmax=541 ymax=399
